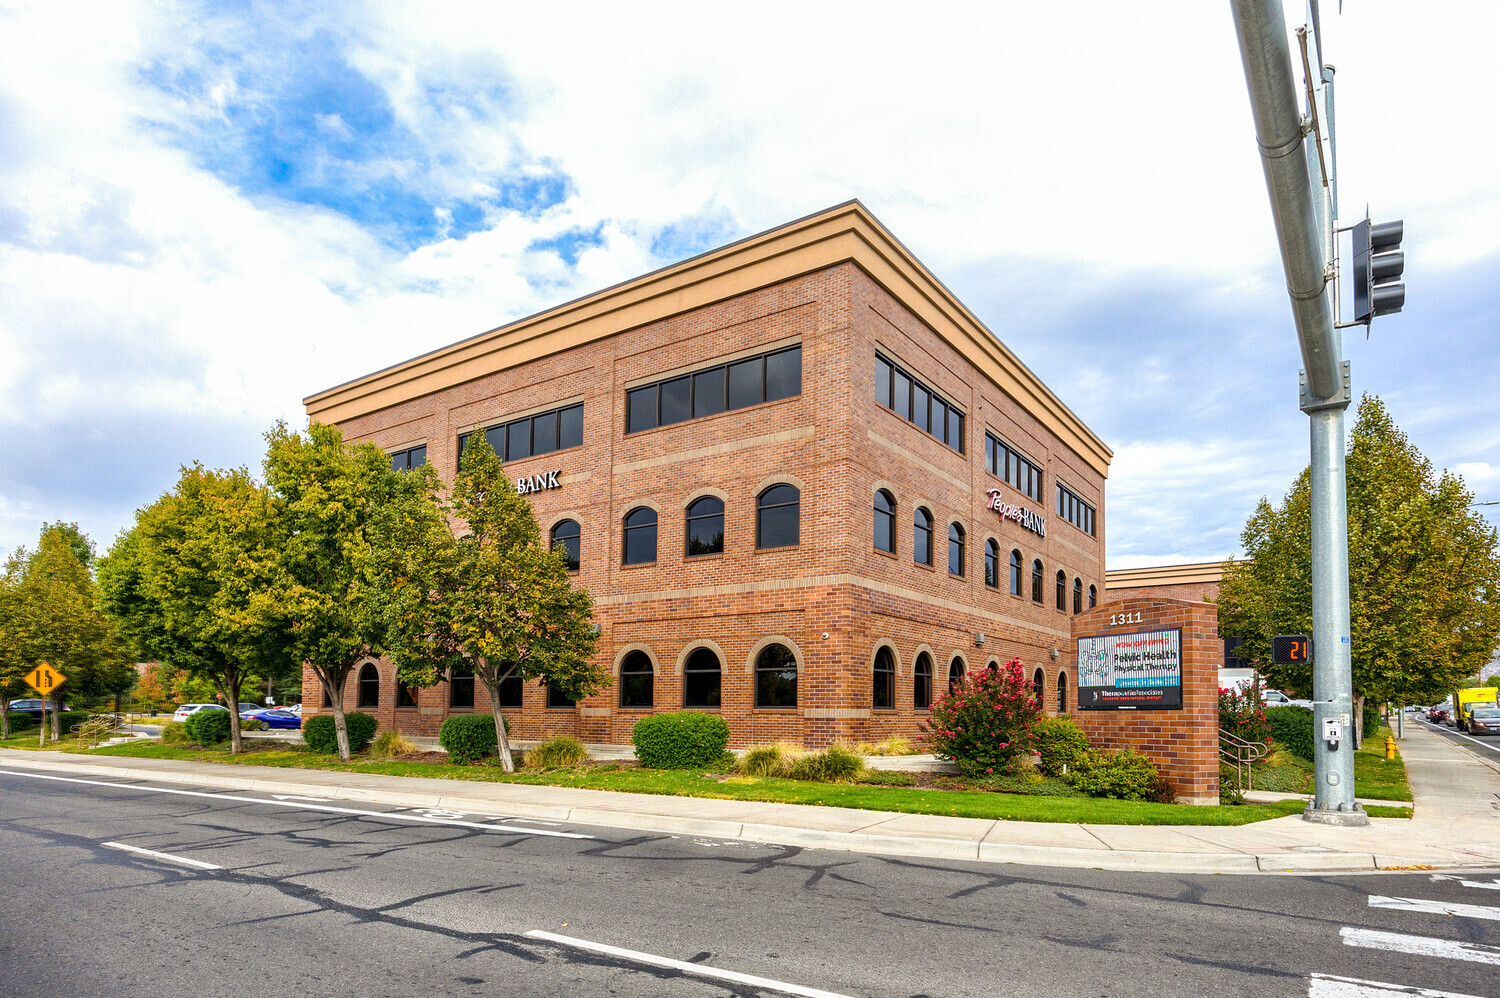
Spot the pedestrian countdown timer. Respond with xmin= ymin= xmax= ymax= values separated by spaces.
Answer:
xmin=1271 ymin=635 xmax=1312 ymax=666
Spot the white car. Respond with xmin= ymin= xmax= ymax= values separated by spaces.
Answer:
xmin=1262 ymin=689 xmax=1315 ymax=710
xmin=171 ymin=703 xmax=228 ymax=722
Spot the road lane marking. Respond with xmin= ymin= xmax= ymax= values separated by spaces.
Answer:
xmin=1309 ymin=972 xmax=1485 ymax=997
xmin=103 ymin=841 xmax=221 ymax=870
xmin=1368 ymin=895 xmax=1500 ymax=922
xmin=524 ymin=930 xmax=855 ymax=998
xmin=1429 ymin=875 xmax=1500 ymax=891
xmin=1 ymin=771 xmax=591 ymax=839
xmin=1341 ymin=927 xmax=1500 ymax=966
xmin=272 ymin=794 xmax=331 ymax=802
xmin=1422 ymin=721 xmax=1500 ymax=757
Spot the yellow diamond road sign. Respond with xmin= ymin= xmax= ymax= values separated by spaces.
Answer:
xmin=25 ymin=663 xmax=66 ymax=694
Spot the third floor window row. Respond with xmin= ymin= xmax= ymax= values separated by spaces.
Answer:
xmin=1057 ymin=483 xmax=1097 ymax=536
xmin=874 ymin=353 xmax=965 ymax=454
xmin=458 ymin=402 xmax=584 ymax=466
xmin=626 ymin=345 xmax=802 ymax=435
xmin=984 ymin=431 xmax=1043 ymax=503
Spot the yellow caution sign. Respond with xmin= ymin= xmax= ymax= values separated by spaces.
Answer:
xmin=24 ymin=662 xmax=66 ymax=695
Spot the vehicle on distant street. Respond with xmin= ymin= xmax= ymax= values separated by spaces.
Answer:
xmin=285 ymin=703 xmax=303 ymax=716
xmin=6 ymin=698 xmax=69 ymax=721
xmin=240 ymin=709 xmax=302 ymax=730
xmin=171 ymin=703 xmax=229 ymax=723
xmin=1452 ymin=687 xmax=1499 ymax=732
xmin=1426 ymin=706 xmax=1450 ymax=723
xmin=1467 ymin=707 xmax=1500 ymax=736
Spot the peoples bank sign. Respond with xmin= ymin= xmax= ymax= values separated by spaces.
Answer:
xmin=986 ymin=489 xmax=1046 ymax=537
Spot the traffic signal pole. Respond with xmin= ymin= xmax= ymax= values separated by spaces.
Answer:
xmin=1230 ymin=0 xmax=1366 ymax=824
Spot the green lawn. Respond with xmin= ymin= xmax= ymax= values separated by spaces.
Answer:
xmin=1247 ymin=727 xmax=1413 ymax=803
xmin=2 ymin=739 xmax=1322 ymax=826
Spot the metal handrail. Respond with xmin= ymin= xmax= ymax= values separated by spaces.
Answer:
xmin=1219 ymin=728 xmax=1270 ymax=793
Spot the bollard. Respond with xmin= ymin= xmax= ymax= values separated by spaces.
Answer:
xmin=1384 ymin=734 xmax=1396 ymax=761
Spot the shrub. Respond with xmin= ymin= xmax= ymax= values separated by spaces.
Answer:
xmin=857 ymin=770 xmax=916 ymax=787
xmin=158 ymin=720 xmax=191 ymax=745
xmin=183 ymin=709 xmax=230 ymax=745
xmin=632 ymin=712 xmax=731 ymax=769
xmin=4 ymin=713 xmax=35 ymax=733
xmin=1218 ymin=686 xmax=1273 ymax=747
xmin=438 ymin=713 xmax=499 ymax=764
xmin=851 ymin=736 xmax=916 ymax=756
xmin=55 ymin=710 xmax=92 ymax=735
xmin=737 ymin=743 xmax=798 ymax=778
xmin=526 ymin=735 xmax=589 ymax=769
xmin=1266 ymin=705 xmax=1315 ymax=761
xmin=303 ymin=712 xmax=378 ymax=754
xmin=240 ymin=717 xmax=264 ymax=731
xmin=921 ymin=656 xmax=1040 ymax=777
xmin=1363 ymin=701 xmax=1381 ymax=739
xmin=1064 ymin=748 xmax=1162 ymax=801
xmin=370 ymin=730 xmax=419 ymax=758
xmin=1032 ymin=716 xmax=1091 ymax=776
xmin=787 ymin=744 xmax=865 ymax=783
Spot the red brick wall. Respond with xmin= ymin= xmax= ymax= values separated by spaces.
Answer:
xmin=1068 ymin=598 xmax=1220 ymax=803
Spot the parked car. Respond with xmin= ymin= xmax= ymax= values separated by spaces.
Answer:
xmin=171 ymin=703 xmax=229 ymax=723
xmin=284 ymin=703 xmax=303 ymax=716
xmin=1262 ymin=689 xmax=1294 ymax=705
xmin=6 ymin=698 xmax=69 ymax=721
xmin=240 ymin=709 xmax=302 ymax=730
xmin=1468 ymin=707 xmax=1500 ymax=736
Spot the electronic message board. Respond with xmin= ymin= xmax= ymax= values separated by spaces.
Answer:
xmin=1077 ymin=628 xmax=1183 ymax=710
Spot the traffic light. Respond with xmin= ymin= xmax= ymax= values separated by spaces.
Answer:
xmin=1353 ymin=218 xmax=1405 ymax=322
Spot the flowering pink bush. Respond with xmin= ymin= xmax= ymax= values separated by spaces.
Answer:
xmin=1218 ymin=685 xmax=1273 ymax=746
xmin=921 ymin=657 xmax=1040 ymax=777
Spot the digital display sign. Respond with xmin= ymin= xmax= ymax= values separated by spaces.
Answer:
xmin=1272 ymin=634 xmax=1312 ymax=665
xmin=1077 ymin=628 xmax=1183 ymax=710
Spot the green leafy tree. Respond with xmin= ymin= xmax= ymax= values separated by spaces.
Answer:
xmin=256 ymin=422 xmax=448 ymax=761
xmin=1485 ymin=675 xmax=1500 ymax=689
xmin=1219 ymin=396 xmax=1500 ymax=743
xmin=0 ymin=551 xmax=30 ymax=738
xmin=99 ymin=465 xmax=288 ymax=753
xmin=395 ymin=431 xmax=603 ymax=772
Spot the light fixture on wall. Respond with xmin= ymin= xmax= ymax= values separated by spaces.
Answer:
xmin=1049 ymin=647 xmax=1059 ymax=661
xmin=974 ymin=632 xmax=986 ymax=647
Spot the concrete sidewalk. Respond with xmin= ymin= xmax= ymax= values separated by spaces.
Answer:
xmin=3 ymin=722 xmax=1496 ymax=875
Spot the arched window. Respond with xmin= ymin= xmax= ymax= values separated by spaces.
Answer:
xmin=619 ymin=650 xmax=654 ymax=708
xmin=450 ymin=663 xmax=475 ymax=708
xmin=949 ymin=657 xmax=965 ymax=689
xmin=1073 ymin=577 xmax=1083 ymax=614
xmin=1032 ymin=559 xmax=1044 ymax=603
xmin=756 ymin=485 xmax=800 ymax=549
xmin=914 ymin=652 xmax=933 ymax=710
xmin=754 ymin=643 xmax=798 ymax=707
xmin=686 ymin=497 xmax=725 ymax=556
xmin=683 ymin=647 xmax=722 ymax=708
xmin=948 ymin=522 xmax=965 ymax=577
xmin=987 ymin=660 xmax=999 ymax=672
xmin=984 ymin=539 xmax=1000 ymax=588
xmin=1009 ymin=549 xmax=1023 ymax=595
xmin=550 ymin=519 xmax=581 ymax=572
xmin=1088 ymin=584 xmax=1097 ymax=609
xmin=873 ymin=490 xmax=896 ymax=554
xmin=1056 ymin=569 xmax=1067 ymax=610
xmin=914 ymin=507 xmax=933 ymax=566
xmin=1032 ymin=667 xmax=1044 ymax=706
xmin=357 ymin=663 xmax=380 ymax=708
xmin=623 ymin=507 xmax=657 ymax=565
xmin=873 ymin=646 xmax=896 ymax=709
xmin=1057 ymin=671 xmax=1068 ymax=713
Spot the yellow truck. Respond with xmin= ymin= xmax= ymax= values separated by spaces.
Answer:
xmin=1452 ymin=687 xmax=1499 ymax=732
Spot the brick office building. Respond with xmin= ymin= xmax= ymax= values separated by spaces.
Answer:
xmin=301 ymin=202 xmax=1113 ymax=748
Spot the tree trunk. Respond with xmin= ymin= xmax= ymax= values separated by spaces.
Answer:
xmin=483 ymin=670 xmax=515 ymax=773
xmin=320 ymin=665 xmax=353 ymax=761
xmin=1 ymin=702 xmax=10 ymax=739
xmin=224 ymin=674 xmax=243 ymax=756
xmin=1352 ymin=692 xmax=1365 ymax=750
xmin=50 ymin=692 xmax=64 ymax=741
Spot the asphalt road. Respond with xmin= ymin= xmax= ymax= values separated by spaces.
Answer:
xmin=2 ymin=771 xmax=1498 ymax=998
xmin=1414 ymin=715 xmax=1500 ymax=766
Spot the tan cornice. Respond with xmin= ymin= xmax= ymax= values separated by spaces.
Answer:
xmin=304 ymin=201 xmax=1113 ymax=476
xmin=1104 ymin=561 xmax=1229 ymax=589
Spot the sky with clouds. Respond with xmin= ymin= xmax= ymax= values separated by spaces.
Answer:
xmin=1 ymin=0 xmax=1496 ymax=568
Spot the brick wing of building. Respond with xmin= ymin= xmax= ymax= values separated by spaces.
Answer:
xmin=302 ymin=201 xmax=1113 ymax=748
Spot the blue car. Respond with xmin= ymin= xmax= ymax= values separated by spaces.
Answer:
xmin=240 ymin=709 xmax=302 ymax=730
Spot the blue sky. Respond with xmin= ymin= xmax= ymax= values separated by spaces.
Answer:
xmin=0 ymin=0 xmax=1496 ymax=568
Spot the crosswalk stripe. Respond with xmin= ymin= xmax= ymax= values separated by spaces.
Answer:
xmin=1429 ymin=874 xmax=1500 ymax=892
xmin=1310 ymin=972 xmax=1487 ymax=997
xmin=1341 ymin=927 xmax=1500 ymax=966
xmin=1368 ymin=896 xmax=1500 ymax=922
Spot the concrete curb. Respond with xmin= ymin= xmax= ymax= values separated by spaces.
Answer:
xmin=0 ymin=753 xmax=1484 ymax=876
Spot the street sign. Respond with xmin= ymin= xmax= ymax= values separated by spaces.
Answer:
xmin=1272 ymin=635 xmax=1313 ymax=665
xmin=24 ymin=662 xmax=67 ymax=694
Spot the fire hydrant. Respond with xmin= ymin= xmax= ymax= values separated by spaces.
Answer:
xmin=1385 ymin=734 xmax=1397 ymax=760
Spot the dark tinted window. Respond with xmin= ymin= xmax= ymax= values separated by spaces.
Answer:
xmin=1010 ymin=549 xmax=1023 ymax=595
xmin=498 ymin=667 xmax=523 ymax=708
xmin=892 ymin=369 xmax=911 ymax=420
xmin=686 ymin=496 xmax=725 ymax=556
xmin=1032 ymin=560 xmax=1044 ymax=603
xmin=949 ymin=658 xmax=965 ymax=689
xmin=693 ymin=367 xmax=726 ymax=417
xmin=683 ymin=647 xmax=722 ymax=708
xmin=914 ymin=507 xmax=932 ymax=566
xmin=727 ymin=357 xmax=762 ymax=409
xmin=390 ymin=445 xmax=427 ymax=471
xmin=754 ymin=644 xmax=798 ymax=708
xmin=627 ymin=386 xmax=658 ymax=433
xmin=506 ymin=419 xmax=531 ymax=461
xmin=397 ymin=683 xmax=417 ymax=708
xmin=1057 ymin=671 xmax=1068 ymax=713
xmin=948 ymin=522 xmax=965 ymax=577
xmin=1074 ymin=578 xmax=1083 ymax=614
xmin=531 ymin=409 xmax=558 ymax=455
xmin=660 ymin=376 xmax=691 ymax=425
xmin=984 ymin=539 xmax=999 ymax=589
xmin=876 ymin=353 xmax=964 ymax=453
xmin=546 ymin=682 xmax=575 ymax=709
xmin=912 ymin=384 xmax=929 ymax=432
xmin=914 ymin=653 xmax=933 ymax=710
xmin=756 ymin=484 xmax=799 ymax=549
xmin=1056 ymin=570 xmax=1067 ymax=611
xmin=986 ymin=432 xmax=1043 ymax=502
xmin=947 ymin=411 xmax=964 ymax=451
xmin=1033 ymin=668 xmax=1045 ymax=704
xmin=559 ymin=404 xmax=584 ymax=449
xmin=931 ymin=399 xmax=947 ymax=444
xmin=875 ymin=356 xmax=892 ymax=408
xmin=874 ymin=490 xmax=896 ymax=554
xmin=450 ymin=664 xmax=475 ymax=709
xmin=550 ymin=519 xmax=580 ymax=572
xmin=764 ymin=346 xmax=801 ymax=401
xmin=619 ymin=651 xmax=654 ymax=709
xmin=623 ymin=507 xmax=657 ymax=565
xmin=1057 ymin=483 xmax=1097 ymax=536
xmin=484 ymin=425 xmax=505 ymax=458
xmin=873 ymin=646 xmax=895 ymax=709
xmin=357 ymin=663 xmax=380 ymax=708
xmin=1089 ymin=584 xmax=1098 ymax=608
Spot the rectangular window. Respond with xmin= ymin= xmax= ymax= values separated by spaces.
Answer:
xmin=624 ymin=344 xmax=801 ymax=434
xmin=531 ymin=410 xmax=558 ymax=455
xmin=505 ymin=419 xmax=531 ymax=461
xmin=458 ymin=402 xmax=585 ymax=469
xmin=986 ymin=431 xmax=1044 ymax=502
xmin=558 ymin=403 xmax=584 ymax=449
xmin=389 ymin=445 xmax=427 ymax=471
xmin=499 ymin=672 xmax=523 ymax=707
xmin=449 ymin=666 xmax=475 ymax=709
xmin=1056 ymin=482 xmax=1097 ymax=536
xmin=874 ymin=352 xmax=964 ymax=454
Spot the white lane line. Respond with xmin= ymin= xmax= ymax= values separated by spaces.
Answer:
xmin=1368 ymin=895 xmax=1500 ymax=922
xmin=1341 ymin=927 xmax=1500 ymax=966
xmin=1429 ymin=875 xmax=1500 ymax=892
xmin=1424 ymin=722 xmax=1500 ymax=757
xmin=1309 ymin=972 xmax=1486 ymax=997
xmin=0 ymin=771 xmax=591 ymax=839
xmin=524 ymin=930 xmax=855 ymax=998
xmin=103 ymin=841 xmax=221 ymax=870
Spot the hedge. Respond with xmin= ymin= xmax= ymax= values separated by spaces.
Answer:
xmin=439 ymin=713 xmax=500 ymax=764
xmin=184 ymin=709 xmax=231 ymax=745
xmin=55 ymin=711 xmax=92 ymax=735
xmin=1363 ymin=701 xmax=1381 ymax=739
xmin=632 ymin=712 xmax=731 ymax=768
xmin=4 ymin=712 xmax=35 ymax=733
xmin=1064 ymin=748 xmax=1167 ymax=802
xmin=303 ymin=712 xmax=377 ymax=754
xmin=1266 ymin=705 xmax=1314 ymax=760
xmin=1033 ymin=716 xmax=1091 ymax=776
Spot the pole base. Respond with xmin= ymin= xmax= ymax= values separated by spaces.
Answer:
xmin=1302 ymin=802 xmax=1371 ymax=827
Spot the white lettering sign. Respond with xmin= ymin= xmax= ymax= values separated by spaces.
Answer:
xmin=516 ymin=470 xmax=562 ymax=495
xmin=985 ymin=489 xmax=1047 ymax=537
